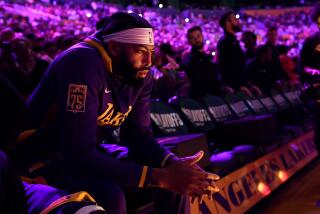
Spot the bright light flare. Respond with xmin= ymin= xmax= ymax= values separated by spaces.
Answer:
xmin=257 ymin=182 xmax=271 ymax=196
xmin=277 ymin=170 xmax=288 ymax=182
xmin=86 ymin=12 xmax=92 ymax=18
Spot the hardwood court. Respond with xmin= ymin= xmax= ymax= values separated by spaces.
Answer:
xmin=248 ymin=158 xmax=320 ymax=214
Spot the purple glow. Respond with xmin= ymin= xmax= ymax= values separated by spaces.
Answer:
xmin=1 ymin=1 xmax=316 ymax=59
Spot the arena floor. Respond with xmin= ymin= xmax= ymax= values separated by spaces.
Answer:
xmin=248 ymin=158 xmax=320 ymax=214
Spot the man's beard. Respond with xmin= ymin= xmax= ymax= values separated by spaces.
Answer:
xmin=232 ymin=25 xmax=242 ymax=33
xmin=192 ymin=41 xmax=204 ymax=50
xmin=116 ymin=52 xmax=151 ymax=86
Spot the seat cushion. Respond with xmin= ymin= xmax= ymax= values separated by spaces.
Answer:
xmin=220 ymin=114 xmax=278 ymax=146
xmin=282 ymin=125 xmax=305 ymax=137
xmin=232 ymin=145 xmax=260 ymax=164
xmin=207 ymin=151 xmax=241 ymax=177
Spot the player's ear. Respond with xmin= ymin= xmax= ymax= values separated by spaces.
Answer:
xmin=106 ymin=41 xmax=120 ymax=57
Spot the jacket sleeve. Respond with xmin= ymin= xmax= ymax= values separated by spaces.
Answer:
xmin=120 ymin=73 xmax=175 ymax=168
xmin=41 ymin=47 xmax=148 ymax=187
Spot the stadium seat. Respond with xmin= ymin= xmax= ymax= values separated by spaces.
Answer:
xmin=202 ymin=95 xmax=279 ymax=153
xmin=171 ymin=97 xmax=262 ymax=165
xmin=282 ymin=88 xmax=314 ymax=131
xmin=150 ymin=100 xmax=189 ymax=136
xmin=170 ymin=97 xmax=216 ymax=133
xmin=270 ymin=89 xmax=291 ymax=111
xmin=151 ymin=99 xmax=244 ymax=174
xmin=258 ymin=95 xmax=279 ymax=114
xmin=236 ymin=92 xmax=268 ymax=115
xmin=202 ymin=95 xmax=236 ymax=122
xmin=224 ymin=93 xmax=253 ymax=118
xmin=207 ymin=151 xmax=241 ymax=176
xmin=270 ymin=89 xmax=305 ymax=138
xmin=232 ymin=145 xmax=260 ymax=163
xmin=150 ymin=100 xmax=211 ymax=168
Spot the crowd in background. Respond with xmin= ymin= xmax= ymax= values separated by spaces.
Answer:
xmin=0 ymin=0 xmax=319 ymax=99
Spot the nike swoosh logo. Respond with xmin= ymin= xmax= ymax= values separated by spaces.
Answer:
xmin=105 ymin=88 xmax=111 ymax=94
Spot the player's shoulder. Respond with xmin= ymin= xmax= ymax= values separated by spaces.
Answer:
xmin=57 ymin=42 xmax=100 ymax=62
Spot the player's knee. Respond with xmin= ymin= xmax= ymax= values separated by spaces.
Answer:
xmin=94 ymin=182 xmax=126 ymax=214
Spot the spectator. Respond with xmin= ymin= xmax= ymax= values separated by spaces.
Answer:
xmin=241 ymin=30 xmax=257 ymax=62
xmin=300 ymin=2 xmax=320 ymax=84
xmin=217 ymin=11 xmax=247 ymax=91
xmin=265 ymin=26 xmax=288 ymax=88
xmin=182 ymin=26 xmax=224 ymax=98
xmin=278 ymin=45 xmax=300 ymax=86
xmin=246 ymin=45 xmax=283 ymax=93
xmin=151 ymin=45 xmax=185 ymax=101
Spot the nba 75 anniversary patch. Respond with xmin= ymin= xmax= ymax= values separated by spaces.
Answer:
xmin=67 ymin=84 xmax=87 ymax=113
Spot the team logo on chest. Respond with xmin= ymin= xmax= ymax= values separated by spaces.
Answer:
xmin=66 ymin=84 xmax=87 ymax=113
xmin=97 ymin=103 xmax=132 ymax=127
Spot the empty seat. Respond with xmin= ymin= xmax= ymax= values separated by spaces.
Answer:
xmin=282 ymin=88 xmax=314 ymax=131
xmin=208 ymin=151 xmax=241 ymax=176
xmin=172 ymin=97 xmax=262 ymax=165
xmin=224 ymin=93 xmax=253 ymax=118
xmin=202 ymin=95 xmax=279 ymax=152
xmin=150 ymin=100 xmax=211 ymax=168
xmin=232 ymin=145 xmax=260 ymax=163
xmin=258 ymin=96 xmax=279 ymax=114
xmin=270 ymin=89 xmax=305 ymax=137
xmin=202 ymin=95 xmax=236 ymax=122
xmin=150 ymin=100 xmax=189 ymax=136
xmin=270 ymin=89 xmax=291 ymax=111
xmin=171 ymin=97 xmax=215 ymax=133
xmin=236 ymin=92 xmax=268 ymax=115
xmin=282 ymin=88 xmax=303 ymax=108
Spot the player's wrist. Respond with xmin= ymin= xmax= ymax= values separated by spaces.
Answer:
xmin=147 ymin=168 xmax=165 ymax=188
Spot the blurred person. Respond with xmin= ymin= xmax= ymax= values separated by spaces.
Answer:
xmin=56 ymin=36 xmax=81 ymax=54
xmin=265 ymin=26 xmax=288 ymax=85
xmin=10 ymin=37 xmax=49 ymax=95
xmin=0 ymin=27 xmax=14 ymax=43
xmin=27 ymin=12 xmax=219 ymax=213
xmin=151 ymin=46 xmax=182 ymax=101
xmin=241 ymin=31 xmax=257 ymax=62
xmin=300 ymin=2 xmax=320 ymax=84
xmin=217 ymin=11 xmax=247 ymax=91
xmin=0 ymin=39 xmax=30 ymax=97
xmin=245 ymin=45 xmax=286 ymax=93
xmin=300 ymin=2 xmax=320 ymax=154
xmin=0 ymin=73 xmax=107 ymax=214
xmin=266 ymin=26 xmax=279 ymax=50
xmin=278 ymin=45 xmax=300 ymax=87
xmin=182 ymin=26 xmax=226 ymax=99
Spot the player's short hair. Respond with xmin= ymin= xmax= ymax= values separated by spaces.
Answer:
xmin=101 ymin=12 xmax=153 ymax=35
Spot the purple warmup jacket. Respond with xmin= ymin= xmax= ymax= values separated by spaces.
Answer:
xmin=27 ymin=36 xmax=172 ymax=187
